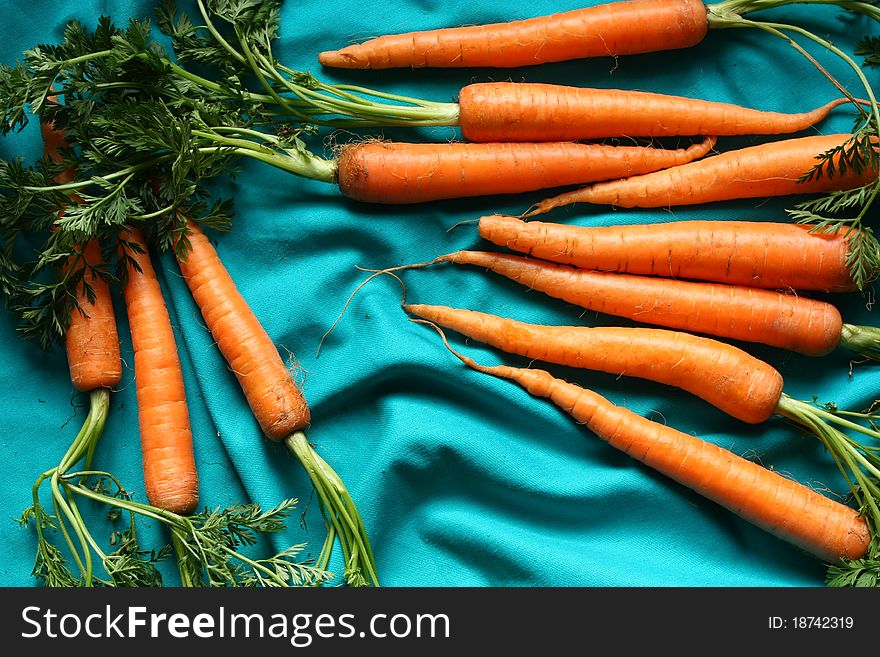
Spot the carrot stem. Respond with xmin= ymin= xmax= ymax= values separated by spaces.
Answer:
xmin=284 ymin=431 xmax=379 ymax=587
xmin=27 ymin=388 xmax=110 ymax=585
xmin=840 ymin=324 xmax=880 ymax=360
xmin=762 ymin=394 xmax=880 ymax=534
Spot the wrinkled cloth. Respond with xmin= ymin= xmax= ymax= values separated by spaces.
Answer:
xmin=1 ymin=0 xmax=879 ymax=587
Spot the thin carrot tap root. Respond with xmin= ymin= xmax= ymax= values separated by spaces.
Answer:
xmin=121 ymin=227 xmax=199 ymax=515
xmin=439 ymin=250 xmax=847 ymax=357
xmin=404 ymin=303 xmax=784 ymax=425
xmin=457 ymin=83 xmax=854 ymax=142
xmin=523 ymin=134 xmax=878 ymax=215
xmin=175 ymin=221 xmax=378 ymax=587
xmin=414 ymin=319 xmax=871 ymax=564
xmin=476 ymin=215 xmax=862 ymax=292
xmin=318 ymin=0 xmax=710 ymax=69
xmin=335 ymin=137 xmax=716 ymax=204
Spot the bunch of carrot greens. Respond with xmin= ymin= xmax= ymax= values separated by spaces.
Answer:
xmin=1 ymin=0 xmax=880 ymax=587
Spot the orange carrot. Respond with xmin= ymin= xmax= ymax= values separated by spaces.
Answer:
xmin=477 ymin=215 xmax=861 ymax=292
xmin=440 ymin=250 xmax=851 ymax=357
xmin=175 ymin=222 xmax=310 ymax=440
xmin=41 ymin=117 xmax=121 ymax=393
xmin=336 ymin=137 xmax=715 ymax=204
xmin=525 ymin=134 xmax=878 ymax=214
xmin=406 ymin=303 xmax=784 ymax=424
xmin=61 ymin=240 xmax=123 ymax=392
xmin=174 ymin=221 xmax=378 ymax=587
xmin=318 ymin=0 xmax=710 ymax=69
xmin=456 ymin=83 xmax=852 ymax=142
xmin=121 ymin=227 xmax=199 ymax=515
xmin=425 ymin=327 xmax=871 ymax=563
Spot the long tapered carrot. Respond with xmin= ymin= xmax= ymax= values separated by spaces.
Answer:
xmin=525 ymin=134 xmax=878 ymax=214
xmin=336 ymin=137 xmax=715 ymax=204
xmin=477 ymin=215 xmax=861 ymax=292
xmin=318 ymin=0 xmax=710 ymax=69
xmin=406 ymin=303 xmax=784 ymax=424
xmin=175 ymin=221 xmax=378 ymax=587
xmin=456 ymin=83 xmax=853 ymax=142
xmin=422 ymin=325 xmax=871 ymax=563
xmin=121 ymin=227 xmax=199 ymax=515
xmin=439 ymin=250 xmax=854 ymax=357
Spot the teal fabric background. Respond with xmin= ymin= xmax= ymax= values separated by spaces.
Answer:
xmin=1 ymin=0 xmax=879 ymax=587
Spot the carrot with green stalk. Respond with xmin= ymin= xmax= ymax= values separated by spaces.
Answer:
xmin=523 ymin=133 xmax=878 ymax=215
xmin=414 ymin=319 xmax=872 ymax=572
xmin=437 ymin=249 xmax=880 ymax=359
xmin=21 ymin=117 xmax=124 ymax=586
xmin=8 ymin=6 xmax=865 ymax=140
xmin=120 ymin=226 xmax=200 ymax=516
xmin=174 ymin=219 xmax=377 ymax=587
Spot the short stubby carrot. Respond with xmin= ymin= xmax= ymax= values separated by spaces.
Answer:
xmin=121 ymin=227 xmax=199 ymax=515
xmin=477 ymin=215 xmax=860 ymax=292
xmin=63 ymin=239 xmax=123 ymax=392
xmin=437 ymin=341 xmax=871 ymax=563
xmin=405 ymin=303 xmax=784 ymax=425
xmin=318 ymin=0 xmax=709 ymax=69
xmin=175 ymin=222 xmax=311 ymax=440
xmin=42 ymin=113 xmax=121 ymax=393
xmin=440 ymin=250 xmax=849 ymax=357
xmin=457 ymin=83 xmax=851 ymax=142
xmin=525 ymin=134 xmax=878 ymax=214
xmin=336 ymin=137 xmax=715 ymax=204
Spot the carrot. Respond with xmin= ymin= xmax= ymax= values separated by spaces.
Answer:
xmin=176 ymin=223 xmax=310 ymax=440
xmin=40 ymin=115 xmax=121 ymax=393
xmin=335 ymin=137 xmax=715 ymax=204
xmin=175 ymin=221 xmax=378 ymax=587
xmin=318 ymin=0 xmax=710 ymax=69
xmin=405 ymin=302 xmax=784 ymax=425
xmin=439 ymin=249 xmax=864 ymax=357
xmin=26 ymin=115 xmax=124 ymax=587
xmin=476 ymin=215 xmax=862 ymax=292
xmin=456 ymin=83 xmax=853 ymax=142
xmin=317 ymin=0 xmax=873 ymax=71
xmin=524 ymin=134 xmax=878 ymax=215
xmin=121 ymin=227 xmax=199 ymax=515
xmin=421 ymin=323 xmax=871 ymax=563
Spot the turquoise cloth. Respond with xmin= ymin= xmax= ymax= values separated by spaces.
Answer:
xmin=1 ymin=0 xmax=879 ymax=587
